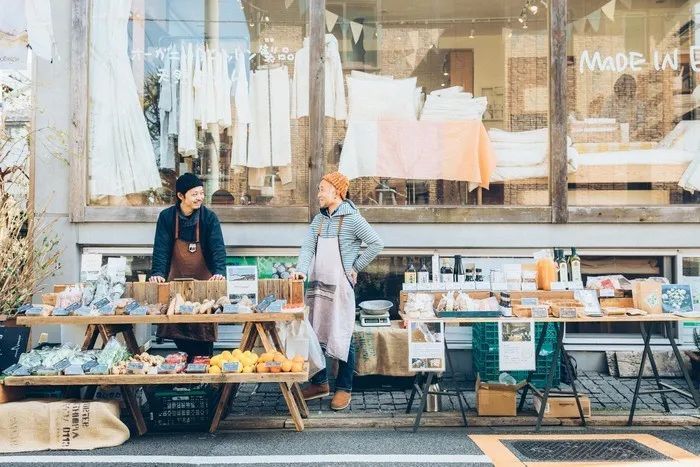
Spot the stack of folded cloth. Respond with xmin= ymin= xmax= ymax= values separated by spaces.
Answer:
xmin=419 ymin=86 xmax=487 ymax=121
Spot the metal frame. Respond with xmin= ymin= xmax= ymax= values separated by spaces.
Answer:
xmin=66 ymin=0 xmax=700 ymax=225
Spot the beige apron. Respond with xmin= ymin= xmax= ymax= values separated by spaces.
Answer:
xmin=305 ymin=216 xmax=355 ymax=362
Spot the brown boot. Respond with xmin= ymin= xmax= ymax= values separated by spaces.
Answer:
xmin=302 ymin=383 xmax=330 ymax=401
xmin=331 ymin=390 xmax=352 ymax=411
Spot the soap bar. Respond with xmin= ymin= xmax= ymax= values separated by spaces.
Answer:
xmin=221 ymin=304 xmax=238 ymax=314
xmin=82 ymin=360 xmax=99 ymax=372
xmin=127 ymin=361 xmax=145 ymax=374
xmin=35 ymin=367 xmax=60 ymax=376
xmin=52 ymin=358 xmax=72 ymax=372
xmin=52 ymin=307 xmax=70 ymax=316
xmin=89 ymin=364 xmax=109 ymax=375
xmin=64 ymin=364 xmax=85 ymax=376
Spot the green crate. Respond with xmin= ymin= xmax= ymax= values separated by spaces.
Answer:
xmin=472 ymin=323 xmax=560 ymax=388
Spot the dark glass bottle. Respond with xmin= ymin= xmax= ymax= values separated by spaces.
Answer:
xmin=453 ymin=255 xmax=465 ymax=283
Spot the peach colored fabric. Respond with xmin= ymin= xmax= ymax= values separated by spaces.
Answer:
xmin=375 ymin=119 xmax=496 ymax=189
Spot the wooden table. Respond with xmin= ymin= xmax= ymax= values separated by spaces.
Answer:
xmin=401 ymin=313 xmax=700 ymax=431
xmin=9 ymin=312 xmax=310 ymax=435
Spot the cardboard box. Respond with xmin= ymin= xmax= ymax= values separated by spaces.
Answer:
xmin=476 ymin=375 xmax=526 ymax=417
xmin=533 ymin=394 xmax=591 ymax=418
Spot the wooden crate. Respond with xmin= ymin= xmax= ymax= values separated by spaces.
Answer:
xmin=546 ymin=299 xmax=585 ymax=318
xmin=124 ymin=281 xmax=228 ymax=304
xmin=258 ymin=279 xmax=304 ymax=304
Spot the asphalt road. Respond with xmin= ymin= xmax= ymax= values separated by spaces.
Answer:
xmin=0 ymin=426 xmax=698 ymax=466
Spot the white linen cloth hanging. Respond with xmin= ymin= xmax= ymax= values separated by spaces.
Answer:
xmin=193 ymin=46 xmax=217 ymax=128
xmin=291 ymin=34 xmax=346 ymax=120
xmin=178 ymin=43 xmax=197 ymax=157
xmin=231 ymin=48 xmax=252 ymax=167
xmin=214 ymin=48 xmax=232 ymax=128
xmin=0 ymin=0 xmax=55 ymax=64
xmin=246 ymin=66 xmax=292 ymax=168
xmin=158 ymin=44 xmax=179 ymax=169
xmin=88 ymin=0 xmax=161 ymax=197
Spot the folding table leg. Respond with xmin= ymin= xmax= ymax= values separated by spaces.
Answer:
xmin=628 ymin=322 xmax=654 ymax=426
xmin=82 ymin=325 xmax=100 ymax=350
xmin=210 ymin=384 xmax=234 ymax=433
xmin=519 ymin=322 xmax=549 ymax=411
xmin=406 ymin=373 xmax=422 ymax=414
xmin=561 ymin=340 xmax=586 ymax=427
xmin=536 ymin=322 xmax=562 ymax=432
xmin=665 ymin=321 xmax=700 ymax=407
xmin=412 ymin=372 xmax=434 ymax=433
xmin=120 ymin=385 xmax=147 ymax=436
xmin=643 ymin=322 xmax=670 ymax=413
xmin=444 ymin=339 xmax=467 ymax=427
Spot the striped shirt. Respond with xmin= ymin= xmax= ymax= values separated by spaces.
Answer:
xmin=297 ymin=200 xmax=384 ymax=276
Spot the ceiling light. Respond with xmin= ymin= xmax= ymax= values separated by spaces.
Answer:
xmin=529 ymin=3 xmax=539 ymax=14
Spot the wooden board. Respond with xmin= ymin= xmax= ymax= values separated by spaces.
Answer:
xmin=258 ymin=279 xmax=304 ymax=303
xmin=399 ymin=312 xmax=687 ymax=324
xmin=123 ymin=281 xmax=228 ymax=304
xmin=3 ymin=370 xmax=310 ymax=387
xmin=15 ymin=311 xmax=306 ymax=326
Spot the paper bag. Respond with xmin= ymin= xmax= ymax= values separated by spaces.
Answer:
xmin=633 ymin=280 xmax=662 ymax=314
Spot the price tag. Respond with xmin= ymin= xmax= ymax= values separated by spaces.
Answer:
xmin=222 ymin=304 xmax=238 ymax=314
xmin=521 ymin=297 xmax=540 ymax=306
xmin=222 ymin=362 xmax=241 ymax=373
xmin=265 ymin=361 xmax=282 ymax=369
xmin=599 ymin=288 xmax=615 ymax=298
xmin=52 ymin=307 xmax=70 ymax=316
xmin=52 ymin=358 xmax=71 ymax=372
xmin=403 ymin=283 xmax=418 ymax=291
xmin=74 ymin=305 xmax=94 ymax=316
xmin=157 ymin=364 xmax=178 ymax=374
xmin=127 ymin=362 xmax=145 ymax=374
xmin=559 ymin=307 xmax=578 ymax=318
xmin=125 ymin=300 xmax=140 ymax=313
xmin=99 ymin=304 xmax=116 ymax=316
xmin=178 ymin=305 xmax=195 ymax=315
xmin=82 ymin=360 xmax=98 ymax=372
xmin=531 ymin=305 xmax=550 ymax=318
xmin=185 ymin=363 xmax=208 ymax=373
xmin=65 ymin=302 xmax=82 ymax=313
xmin=25 ymin=306 xmax=46 ymax=316
xmin=92 ymin=297 xmax=111 ymax=309
xmin=128 ymin=306 xmax=147 ymax=316
xmin=89 ymin=364 xmax=109 ymax=375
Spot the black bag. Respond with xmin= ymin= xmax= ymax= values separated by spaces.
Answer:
xmin=561 ymin=352 xmax=578 ymax=384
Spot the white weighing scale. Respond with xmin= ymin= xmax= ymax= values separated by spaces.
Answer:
xmin=358 ymin=300 xmax=392 ymax=327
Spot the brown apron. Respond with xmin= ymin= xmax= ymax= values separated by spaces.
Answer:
xmin=156 ymin=211 xmax=218 ymax=342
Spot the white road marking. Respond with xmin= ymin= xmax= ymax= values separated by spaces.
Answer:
xmin=0 ymin=454 xmax=491 ymax=464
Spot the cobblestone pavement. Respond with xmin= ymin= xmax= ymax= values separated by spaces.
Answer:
xmin=229 ymin=372 xmax=700 ymax=417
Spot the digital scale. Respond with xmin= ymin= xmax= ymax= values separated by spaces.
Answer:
xmin=358 ymin=300 xmax=392 ymax=327
xmin=360 ymin=310 xmax=391 ymax=327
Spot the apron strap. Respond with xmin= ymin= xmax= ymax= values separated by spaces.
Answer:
xmin=174 ymin=209 xmax=179 ymax=240
xmin=196 ymin=218 xmax=200 ymax=243
xmin=317 ymin=216 xmax=345 ymax=237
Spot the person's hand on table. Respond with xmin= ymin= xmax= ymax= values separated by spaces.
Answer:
xmin=149 ymin=275 xmax=165 ymax=283
xmin=210 ymin=274 xmax=225 ymax=281
xmin=292 ymin=272 xmax=307 ymax=281
xmin=348 ymin=269 xmax=358 ymax=286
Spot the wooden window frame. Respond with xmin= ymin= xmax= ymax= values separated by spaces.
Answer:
xmin=68 ymin=0 xmax=700 ymax=224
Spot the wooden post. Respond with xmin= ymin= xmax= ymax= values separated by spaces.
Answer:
xmin=69 ymin=0 xmax=89 ymax=222
xmin=549 ymin=0 xmax=569 ymax=223
xmin=308 ymin=0 xmax=325 ymax=221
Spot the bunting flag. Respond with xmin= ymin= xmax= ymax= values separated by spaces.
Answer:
xmin=618 ymin=0 xmax=631 ymax=9
xmin=573 ymin=17 xmax=587 ymax=34
xmin=325 ymin=10 xmax=339 ymax=32
xmin=284 ymin=0 xmax=294 ymax=9
xmin=601 ymin=0 xmax=616 ymax=21
xmin=350 ymin=21 xmax=364 ymax=44
xmin=587 ymin=10 xmax=602 ymax=32
xmin=429 ymin=29 xmax=440 ymax=48
xmin=408 ymin=30 xmax=420 ymax=50
xmin=406 ymin=51 xmax=417 ymax=68
xmin=340 ymin=21 xmax=350 ymax=36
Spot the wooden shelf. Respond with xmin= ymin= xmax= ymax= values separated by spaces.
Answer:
xmin=15 ymin=311 xmax=305 ymax=326
xmin=2 ymin=370 xmax=309 ymax=387
xmin=400 ymin=312 xmax=688 ymax=324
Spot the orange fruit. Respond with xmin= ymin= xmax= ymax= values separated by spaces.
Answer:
xmin=281 ymin=360 xmax=292 ymax=372
xmin=292 ymin=355 xmax=305 ymax=364
xmin=291 ymin=362 xmax=303 ymax=373
xmin=269 ymin=365 xmax=282 ymax=373
xmin=256 ymin=362 xmax=269 ymax=373
xmin=273 ymin=353 xmax=286 ymax=364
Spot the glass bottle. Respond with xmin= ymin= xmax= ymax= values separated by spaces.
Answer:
xmin=557 ymin=249 xmax=569 ymax=283
xmin=440 ymin=259 xmax=454 ymax=283
xmin=404 ymin=259 xmax=417 ymax=284
xmin=418 ymin=260 xmax=430 ymax=284
xmin=569 ymin=247 xmax=582 ymax=283
xmin=453 ymin=255 xmax=465 ymax=283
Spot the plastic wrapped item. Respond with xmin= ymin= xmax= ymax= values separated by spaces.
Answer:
xmin=454 ymin=292 xmax=474 ymax=311
xmin=97 ymin=337 xmax=130 ymax=368
xmin=404 ymin=293 xmax=434 ymax=319
xmin=18 ymin=351 xmax=44 ymax=370
xmin=498 ymin=372 xmax=517 ymax=385
xmin=42 ymin=344 xmax=79 ymax=369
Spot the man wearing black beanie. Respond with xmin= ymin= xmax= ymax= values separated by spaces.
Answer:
xmin=150 ymin=173 xmax=226 ymax=358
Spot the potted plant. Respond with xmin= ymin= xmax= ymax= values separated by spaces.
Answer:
xmin=687 ymin=329 xmax=700 ymax=382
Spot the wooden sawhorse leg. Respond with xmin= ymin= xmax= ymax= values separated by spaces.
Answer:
xmin=120 ymin=385 xmax=147 ymax=436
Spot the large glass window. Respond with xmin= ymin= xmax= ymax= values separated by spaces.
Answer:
xmin=568 ymin=0 xmax=700 ymax=205
xmin=87 ymin=0 xmax=309 ymax=207
xmin=323 ymin=1 xmax=550 ymax=207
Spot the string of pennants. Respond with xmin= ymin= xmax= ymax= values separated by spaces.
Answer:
xmin=568 ymin=0 xmax=630 ymax=36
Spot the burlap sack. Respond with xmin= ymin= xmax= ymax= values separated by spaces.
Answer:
xmin=0 ymin=400 xmax=129 ymax=453
xmin=353 ymin=322 xmax=412 ymax=377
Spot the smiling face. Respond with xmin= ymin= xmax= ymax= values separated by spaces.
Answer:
xmin=317 ymin=179 xmax=340 ymax=209
xmin=178 ymin=186 xmax=205 ymax=212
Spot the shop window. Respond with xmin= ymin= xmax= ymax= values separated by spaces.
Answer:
xmin=567 ymin=1 xmax=700 ymax=206
xmin=323 ymin=1 xmax=550 ymax=207
xmin=86 ymin=0 xmax=309 ymax=208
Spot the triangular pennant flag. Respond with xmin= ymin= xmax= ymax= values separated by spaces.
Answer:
xmin=587 ymin=10 xmax=601 ymax=32
xmin=325 ymin=10 xmax=339 ymax=32
xmin=618 ymin=0 xmax=631 ymax=9
xmin=284 ymin=0 xmax=294 ymax=9
xmin=340 ymin=21 xmax=350 ymax=36
xmin=406 ymin=51 xmax=417 ymax=68
xmin=429 ymin=29 xmax=440 ymax=48
xmin=408 ymin=31 xmax=420 ymax=50
xmin=350 ymin=21 xmax=364 ymax=44
xmin=601 ymin=0 xmax=616 ymax=21
xmin=573 ymin=18 xmax=587 ymax=34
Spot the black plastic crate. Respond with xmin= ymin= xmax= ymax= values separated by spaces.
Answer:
xmin=146 ymin=385 xmax=218 ymax=432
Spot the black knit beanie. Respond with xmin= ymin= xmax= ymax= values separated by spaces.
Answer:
xmin=175 ymin=173 xmax=203 ymax=197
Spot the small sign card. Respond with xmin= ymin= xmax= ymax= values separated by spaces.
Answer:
xmin=222 ymin=362 xmax=241 ymax=373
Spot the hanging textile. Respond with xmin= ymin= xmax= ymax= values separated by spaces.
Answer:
xmin=158 ymin=44 xmax=179 ymax=170
xmin=246 ymin=66 xmax=292 ymax=168
xmin=291 ymin=34 xmax=346 ymax=120
xmin=0 ymin=0 xmax=54 ymax=68
xmin=214 ymin=48 xmax=232 ymax=128
xmin=88 ymin=0 xmax=161 ymax=197
xmin=231 ymin=48 xmax=252 ymax=167
xmin=178 ymin=43 xmax=197 ymax=157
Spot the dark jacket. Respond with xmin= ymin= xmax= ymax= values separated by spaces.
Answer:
xmin=150 ymin=204 xmax=226 ymax=278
